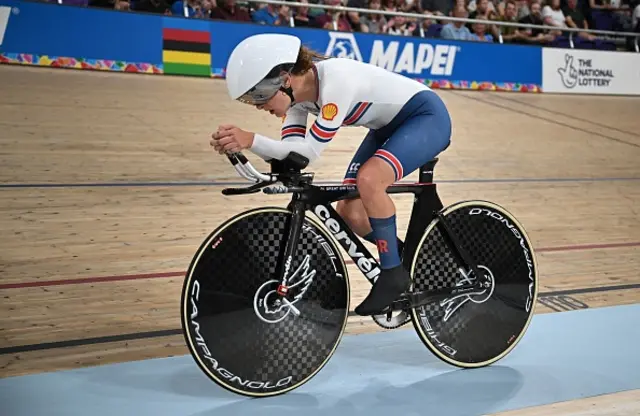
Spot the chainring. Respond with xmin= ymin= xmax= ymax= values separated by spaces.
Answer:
xmin=372 ymin=309 xmax=412 ymax=329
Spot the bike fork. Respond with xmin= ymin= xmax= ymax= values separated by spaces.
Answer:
xmin=276 ymin=199 xmax=307 ymax=299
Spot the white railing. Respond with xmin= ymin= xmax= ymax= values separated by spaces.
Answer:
xmin=51 ymin=0 xmax=639 ymax=51
xmin=253 ymin=0 xmax=640 ymax=52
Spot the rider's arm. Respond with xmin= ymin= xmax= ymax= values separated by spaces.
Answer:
xmin=248 ymin=106 xmax=309 ymax=161
xmin=250 ymin=83 xmax=355 ymax=163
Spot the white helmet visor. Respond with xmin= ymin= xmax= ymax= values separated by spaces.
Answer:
xmin=236 ymin=75 xmax=284 ymax=105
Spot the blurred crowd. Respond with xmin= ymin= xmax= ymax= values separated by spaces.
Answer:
xmin=72 ymin=0 xmax=640 ymax=44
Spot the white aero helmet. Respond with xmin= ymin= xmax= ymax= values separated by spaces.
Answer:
xmin=226 ymin=33 xmax=302 ymax=105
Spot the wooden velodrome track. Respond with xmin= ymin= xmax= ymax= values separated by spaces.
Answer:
xmin=1 ymin=64 xmax=639 ymax=413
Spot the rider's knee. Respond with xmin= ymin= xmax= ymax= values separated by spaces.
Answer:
xmin=357 ymin=161 xmax=393 ymax=196
xmin=336 ymin=200 xmax=362 ymax=226
xmin=335 ymin=200 xmax=349 ymax=218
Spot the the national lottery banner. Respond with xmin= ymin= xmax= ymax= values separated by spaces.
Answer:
xmin=542 ymin=48 xmax=640 ymax=95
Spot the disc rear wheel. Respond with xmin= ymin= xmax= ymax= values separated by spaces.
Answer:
xmin=410 ymin=200 xmax=538 ymax=368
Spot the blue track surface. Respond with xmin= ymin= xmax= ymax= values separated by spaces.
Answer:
xmin=2 ymin=304 xmax=639 ymax=416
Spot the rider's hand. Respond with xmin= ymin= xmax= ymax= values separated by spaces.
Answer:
xmin=210 ymin=125 xmax=255 ymax=155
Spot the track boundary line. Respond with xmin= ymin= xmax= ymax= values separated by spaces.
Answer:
xmin=454 ymin=92 xmax=640 ymax=149
xmin=489 ymin=93 xmax=640 ymax=139
xmin=1 ymin=241 xmax=638 ymax=290
xmin=1 ymin=176 xmax=640 ymax=189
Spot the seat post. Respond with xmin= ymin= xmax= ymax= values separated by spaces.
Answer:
xmin=419 ymin=158 xmax=438 ymax=183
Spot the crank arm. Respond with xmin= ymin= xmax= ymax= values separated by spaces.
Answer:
xmin=388 ymin=282 xmax=485 ymax=311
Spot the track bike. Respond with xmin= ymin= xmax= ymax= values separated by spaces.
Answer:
xmin=180 ymin=151 xmax=538 ymax=398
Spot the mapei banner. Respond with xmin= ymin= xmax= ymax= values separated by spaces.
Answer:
xmin=206 ymin=25 xmax=542 ymax=92
xmin=0 ymin=0 xmax=543 ymax=92
xmin=542 ymin=48 xmax=640 ymax=95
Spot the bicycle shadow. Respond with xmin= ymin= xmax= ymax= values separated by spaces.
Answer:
xmin=79 ymin=356 xmax=234 ymax=399
xmin=186 ymin=365 xmax=525 ymax=416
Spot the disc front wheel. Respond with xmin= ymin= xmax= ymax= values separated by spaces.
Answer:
xmin=180 ymin=207 xmax=350 ymax=397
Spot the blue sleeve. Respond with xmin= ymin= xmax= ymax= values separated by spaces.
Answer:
xmin=252 ymin=9 xmax=267 ymax=23
xmin=440 ymin=25 xmax=453 ymax=39
xmin=171 ymin=1 xmax=183 ymax=15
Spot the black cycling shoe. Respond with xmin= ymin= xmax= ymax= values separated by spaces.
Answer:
xmin=354 ymin=265 xmax=411 ymax=316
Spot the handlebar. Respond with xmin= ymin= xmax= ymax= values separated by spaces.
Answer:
xmin=220 ymin=151 xmax=311 ymax=196
xmin=226 ymin=152 xmax=274 ymax=183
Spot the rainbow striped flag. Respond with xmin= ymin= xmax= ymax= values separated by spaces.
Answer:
xmin=162 ymin=26 xmax=211 ymax=77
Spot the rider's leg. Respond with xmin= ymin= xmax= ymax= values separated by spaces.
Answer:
xmin=336 ymin=199 xmax=405 ymax=255
xmin=337 ymin=131 xmax=406 ymax=253
xmin=354 ymin=90 xmax=452 ymax=316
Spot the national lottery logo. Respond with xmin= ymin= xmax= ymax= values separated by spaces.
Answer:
xmin=325 ymin=32 xmax=363 ymax=61
xmin=557 ymin=53 xmax=614 ymax=89
xmin=557 ymin=54 xmax=578 ymax=89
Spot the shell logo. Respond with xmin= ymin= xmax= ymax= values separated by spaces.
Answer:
xmin=321 ymin=103 xmax=338 ymax=121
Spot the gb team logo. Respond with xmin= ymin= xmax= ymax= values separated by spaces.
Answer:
xmin=325 ymin=32 xmax=363 ymax=61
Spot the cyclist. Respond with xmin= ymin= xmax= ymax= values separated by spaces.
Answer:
xmin=211 ymin=33 xmax=452 ymax=316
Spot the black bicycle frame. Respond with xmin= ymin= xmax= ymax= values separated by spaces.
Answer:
xmin=280 ymin=159 xmax=442 ymax=285
xmin=223 ymin=155 xmax=484 ymax=309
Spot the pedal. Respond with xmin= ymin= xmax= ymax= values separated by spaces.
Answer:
xmin=388 ymin=292 xmax=412 ymax=311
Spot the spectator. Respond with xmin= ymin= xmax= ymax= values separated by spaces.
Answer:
xmin=440 ymin=6 xmax=475 ymax=39
xmin=382 ymin=0 xmax=399 ymax=15
xmin=346 ymin=10 xmax=367 ymax=31
xmin=467 ymin=0 xmax=498 ymax=30
xmin=517 ymin=0 xmax=557 ymax=42
xmin=201 ymin=0 xmax=215 ymax=18
xmin=467 ymin=0 xmax=496 ymax=15
xmin=496 ymin=0 xmax=525 ymax=16
xmin=589 ymin=0 xmax=615 ymax=11
xmin=360 ymin=0 xmax=388 ymax=33
xmin=515 ymin=0 xmax=532 ymax=19
xmin=171 ymin=0 xmax=203 ymax=17
xmin=314 ymin=0 xmax=353 ymax=31
xmin=399 ymin=0 xmax=421 ymax=13
xmin=114 ymin=0 xmax=130 ymax=10
xmin=398 ymin=0 xmax=421 ymax=28
xmin=542 ymin=0 xmax=568 ymax=36
xmin=470 ymin=21 xmax=495 ymax=39
xmin=610 ymin=0 xmax=634 ymax=31
xmin=634 ymin=1 xmax=640 ymax=30
xmin=135 ymin=0 xmax=170 ymax=14
xmin=585 ymin=0 xmax=632 ymax=30
xmin=252 ymin=3 xmax=289 ymax=25
xmin=564 ymin=0 xmax=597 ymax=39
xmin=493 ymin=0 xmax=526 ymax=41
xmin=386 ymin=15 xmax=418 ymax=34
xmin=211 ymin=0 xmax=251 ymax=21
xmin=293 ymin=0 xmax=315 ymax=27
xmin=420 ymin=0 xmax=453 ymax=17
xmin=412 ymin=10 xmax=441 ymax=37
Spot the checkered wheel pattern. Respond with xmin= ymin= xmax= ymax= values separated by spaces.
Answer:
xmin=411 ymin=202 xmax=537 ymax=367
xmin=182 ymin=209 xmax=349 ymax=397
